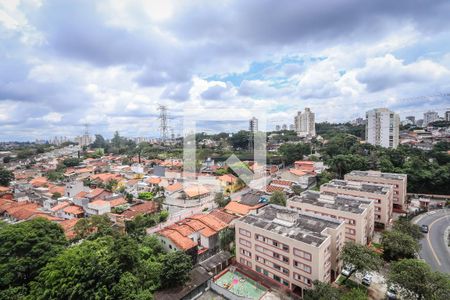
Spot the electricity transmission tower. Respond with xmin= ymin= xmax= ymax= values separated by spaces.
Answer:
xmin=158 ymin=105 xmax=169 ymax=142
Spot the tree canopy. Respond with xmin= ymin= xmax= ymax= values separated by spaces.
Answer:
xmin=381 ymin=229 xmax=420 ymax=261
xmin=0 ymin=218 xmax=66 ymax=292
xmin=269 ymin=190 xmax=287 ymax=206
xmin=388 ymin=259 xmax=450 ymax=300
xmin=159 ymin=251 xmax=193 ymax=289
xmin=341 ymin=242 xmax=382 ymax=282
xmin=0 ymin=168 xmax=14 ymax=186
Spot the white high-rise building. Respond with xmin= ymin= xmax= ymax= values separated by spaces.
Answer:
xmin=249 ymin=117 xmax=258 ymax=133
xmin=423 ymin=111 xmax=439 ymax=126
xmin=446 ymin=109 xmax=450 ymax=122
xmin=294 ymin=108 xmax=316 ymax=137
xmin=365 ymin=108 xmax=399 ymax=149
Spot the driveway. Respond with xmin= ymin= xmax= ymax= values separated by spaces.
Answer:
xmin=413 ymin=209 xmax=450 ymax=274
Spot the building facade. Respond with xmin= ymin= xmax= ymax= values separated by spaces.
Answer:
xmin=345 ymin=170 xmax=407 ymax=211
xmin=320 ymin=180 xmax=393 ymax=229
xmin=235 ymin=204 xmax=345 ymax=297
xmin=294 ymin=108 xmax=316 ymax=137
xmin=423 ymin=111 xmax=439 ymax=126
xmin=287 ymin=191 xmax=374 ymax=245
xmin=365 ymin=108 xmax=400 ymax=148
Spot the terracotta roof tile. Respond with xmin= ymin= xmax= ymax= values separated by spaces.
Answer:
xmin=51 ymin=201 xmax=71 ymax=212
xmin=63 ymin=205 xmax=84 ymax=215
xmin=184 ymin=185 xmax=210 ymax=198
xmin=166 ymin=182 xmax=183 ymax=192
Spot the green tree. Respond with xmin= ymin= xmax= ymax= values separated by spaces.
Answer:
xmin=214 ymin=192 xmax=230 ymax=208
xmin=28 ymin=237 xmax=120 ymax=300
xmin=388 ymin=259 xmax=450 ymax=300
xmin=74 ymin=215 xmax=115 ymax=240
xmin=0 ymin=218 xmax=66 ymax=290
xmin=269 ymin=190 xmax=286 ymax=206
xmin=292 ymin=185 xmax=303 ymax=195
xmin=392 ymin=219 xmax=423 ymax=241
xmin=341 ymin=242 xmax=382 ymax=283
xmin=341 ymin=288 xmax=368 ymax=300
xmin=138 ymin=192 xmax=154 ymax=200
xmin=0 ymin=167 xmax=14 ymax=186
xmin=328 ymin=154 xmax=369 ymax=179
xmin=159 ymin=251 xmax=192 ymax=288
xmin=219 ymin=227 xmax=235 ymax=251
xmin=159 ymin=210 xmax=169 ymax=222
xmin=303 ymin=280 xmax=341 ymax=300
xmin=62 ymin=157 xmax=81 ymax=167
xmin=279 ymin=142 xmax=311 ymax=165
xmin=381 ymin=230 xmax=420 ymax=261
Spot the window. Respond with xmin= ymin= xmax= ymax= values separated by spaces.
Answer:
xmin=239 ymin=228 xmax=251 ymax=237
xmin=282 ymin=244 xmax=289 ymax=252
xmin=282 ymin=279 xmax=289 ymax=287
xmin=256 ymin=266 xmax=261 ymax=273
xmin=293 ymin=248 xmax=312 ymax=261
xmin=294 ymin=260 xmax=311 ymax=274
xmin=239 ymin=238 xmax=251 ymax=248
xmin=274 ymin=275 xmax=281 ymax=282
xmin=240 ymin=248 xmax=252 ymax=257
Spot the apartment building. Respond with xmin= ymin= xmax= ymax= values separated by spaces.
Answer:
xmin=235 ymin=204 xmax=345 ymax=297
xmin=294 ymin=108 xmax=316 ymax=137
xmin=365 ymin=108 xmax=400 ymax=148
xmin=345 ymin=170 xmax=407 ymax=211
xmin=287 ymin=190 xmax=374 ymax=245
xmin=320 ymin=180 xmax=393 ymax=229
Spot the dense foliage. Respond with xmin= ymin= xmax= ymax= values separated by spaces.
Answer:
xmin=0 ymin=218 xmax=67 ymax=298
xmin=341 ymin=242 xmax=382 ymax=282
xmin=319 ymin=132 xmax=450 ymax=194
xmin=388 ymin=259 xmax=450 ymax=300
xmin=0 ymin=217 xmax=192 ymax=300
xmin=0 ymin=167 xmax=14 ymax=186
xmin=269 ymin=190 xmax=287 ymax=206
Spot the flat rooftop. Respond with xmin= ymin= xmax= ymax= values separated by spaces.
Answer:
xmin=290 ymin=190 xmax=372 ymax=214
xmin=322 ymin=179 xmax=391 ymax=195
xmin=347 ymin=170 xmax=407 ymax=180
xmin=239 ymin=204 xmax=343 ymax=247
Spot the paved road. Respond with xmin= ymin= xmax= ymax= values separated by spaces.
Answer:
xmin=413 ymin=209 xmax=450 ymax=274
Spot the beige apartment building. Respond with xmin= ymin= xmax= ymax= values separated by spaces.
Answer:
xmin=235 ymin=204 xmax=345 ymax=297
xmin=345 ymin=170 xmax=407 ymax=211
xmin=287 ymin=190 xmax=375 ymax=245
xmin=321 ymin=180 xmax=393 ymax=229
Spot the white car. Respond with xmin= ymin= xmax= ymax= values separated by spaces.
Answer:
xmin=362 ymin=273 xmax=373 ymax=286
xmin=341 ymin=264 xmax=355 ymax=277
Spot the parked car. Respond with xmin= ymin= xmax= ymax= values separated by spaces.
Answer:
xmin=386 ymin=286 xmax=398 ymax=299
xmin=421 ymin=224 xmax=429 ymax=233
xmin=361 ymin=273 xmax=373 ymax=286
xmin=341 ymin=264 xmax=355 ymax=277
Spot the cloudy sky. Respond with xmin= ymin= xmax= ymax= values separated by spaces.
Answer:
xmin=1 ymin=0 xmax=450 ymax=141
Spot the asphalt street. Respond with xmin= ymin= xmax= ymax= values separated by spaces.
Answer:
xmin=414 ymin=209 xmax=450 ymax=274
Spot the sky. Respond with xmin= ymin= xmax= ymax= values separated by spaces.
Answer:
xmin=1 ymin=0 xmax=450 ymax=141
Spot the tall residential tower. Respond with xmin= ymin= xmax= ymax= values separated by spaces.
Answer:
xmin=294 ymin=108 xmax=316 ymax=137
xmin=365 ymin=108 xmax=399 ymax=148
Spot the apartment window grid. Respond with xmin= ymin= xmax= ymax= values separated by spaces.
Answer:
xmin=293 ymin=260 xmax=312 ymax=274
xmin=239 ymin=228 xmax=251 ymax=237
xmin=240 ymin=248 xmax=252 ymax=258
xmin=256 ymin=255 xmax=289 ymax=275
xmin=239 ymin=238 xmax=251 ymax=248
xmin=255 ymin=233 xmax=289 ymax=252
xmin=240 ymin=257 xmax=252 ymax=268
xmin=255 ymin=244 xmax=290 ymax=264
xmin=293 ymin=272 xmax=312 ymax=286
xmin=256 ymin=265 xmax=290 ymax=287
xmin=293 ymin=248 xmax=312 ymax=261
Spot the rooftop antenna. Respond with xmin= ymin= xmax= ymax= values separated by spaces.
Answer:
xmin=158 ymin=105 xmax=168 ymax=142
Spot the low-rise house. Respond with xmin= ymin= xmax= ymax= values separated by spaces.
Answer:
xmin=183 ymin=185 xmax=210 ymax=200
xmin=61 ymin=205 xmax=84 ymax=219
xmin=218 ymin=174 xmax=239 ymax=193
xmin=157 ymin=213 xmax=228 ymax=262
xmin=287 ymin=190 xmax=374 ymax=244
xmin=266 ymin=179 xmax=293 ymax=194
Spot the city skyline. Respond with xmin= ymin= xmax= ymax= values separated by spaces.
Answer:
xmin=1 ymin=1 xmax=450 ymax=141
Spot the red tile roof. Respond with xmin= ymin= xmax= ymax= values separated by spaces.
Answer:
xmin=166 ymin=182 xmax=183 ymax=192
xmin=121 ymin=201 xmax=158 ymax=220
xmin=51 ymin=201 xmax=71 ymax=212
xmin=265 ymin=184 xmax=285 ymax=193
xmin=209 ymin=209 xmax=238 ymax=224
xmin=218 ymin=174 xmax=238 ymax=183
xmin=63 ymin=205 xmax=84 ymax=215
